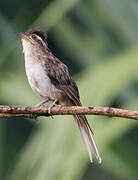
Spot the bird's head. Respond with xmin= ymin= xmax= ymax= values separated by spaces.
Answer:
xmin=18 ymin=28 xmax=48 ymax=55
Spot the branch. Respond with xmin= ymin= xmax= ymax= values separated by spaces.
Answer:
xmin=0 ymin=105 xmax=138 ymax=120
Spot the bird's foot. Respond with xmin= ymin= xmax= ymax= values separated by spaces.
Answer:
xmin=48 ymin=100 xmax=57 ymax=119
xmin=35 ymin=98 xmax=50 ymax=107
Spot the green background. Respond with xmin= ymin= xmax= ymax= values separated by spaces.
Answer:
xmin=0 ymin=0 xmax=138 ymax=179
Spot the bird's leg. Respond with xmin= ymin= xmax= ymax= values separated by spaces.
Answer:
xmin=35 ymin=97 xmax=50 ymax=107
xmin=48 ymin=99 xmax=57 ymax=114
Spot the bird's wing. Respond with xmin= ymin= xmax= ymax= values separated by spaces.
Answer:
xmin=43 ymin=55 xmax=81 ymax=105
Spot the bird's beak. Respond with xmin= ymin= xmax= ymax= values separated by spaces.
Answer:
xmin=17 ymin=32 xmax=30 ymax=40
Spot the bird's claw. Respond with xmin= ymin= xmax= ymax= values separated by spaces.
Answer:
xmin=47 ymin=99 xmax=57 ymax=119
xmin=35 ymin=103 xmax=43 ymax=107
xmin=48 ymin=106 xmax=54 ymax=119
xmin=35 ymin=98 xmax=50 ymax=107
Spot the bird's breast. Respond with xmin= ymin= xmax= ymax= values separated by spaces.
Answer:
xmin=25 ymin=58 xmax=63 ymax=100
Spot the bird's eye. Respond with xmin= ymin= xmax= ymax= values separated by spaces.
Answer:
xmin=31 ymin=34 xmax=37 ymax=39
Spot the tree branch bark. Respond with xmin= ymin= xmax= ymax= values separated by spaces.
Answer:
xmin=0 ymin=105 xmax=138 ymax=120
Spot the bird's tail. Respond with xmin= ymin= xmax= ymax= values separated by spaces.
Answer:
xmin=73 ymin=114 xmax=102 ymax=164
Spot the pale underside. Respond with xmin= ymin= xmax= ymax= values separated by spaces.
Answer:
xmin=22 ymin=39 xmax=71 ymax=106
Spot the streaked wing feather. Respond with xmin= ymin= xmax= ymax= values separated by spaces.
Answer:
xmin=43 ymin=55 xmax=80 ymax=105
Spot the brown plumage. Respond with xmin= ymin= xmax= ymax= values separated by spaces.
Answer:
xmin=18 ymin=27 xmax=102 ymax=163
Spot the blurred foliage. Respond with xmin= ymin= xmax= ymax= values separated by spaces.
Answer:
xmin=0 ymin=0 xmax=138 ymax=180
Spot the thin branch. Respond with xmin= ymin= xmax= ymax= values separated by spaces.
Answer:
xmin=0 ymin=105 xmax=138 ymax=120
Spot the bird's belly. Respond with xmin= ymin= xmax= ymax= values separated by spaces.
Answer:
xmin=25 ymin=61 xmax=62 ymax=100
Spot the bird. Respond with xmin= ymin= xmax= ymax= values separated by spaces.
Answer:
xmin=17 ymin=27 xmax=102 ymax=164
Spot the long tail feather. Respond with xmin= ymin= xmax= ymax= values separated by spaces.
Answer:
xmin=74 ymin=115 xmax=102 ymax=164
xmin=78 ymin=124 xmax=93 ymax=163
